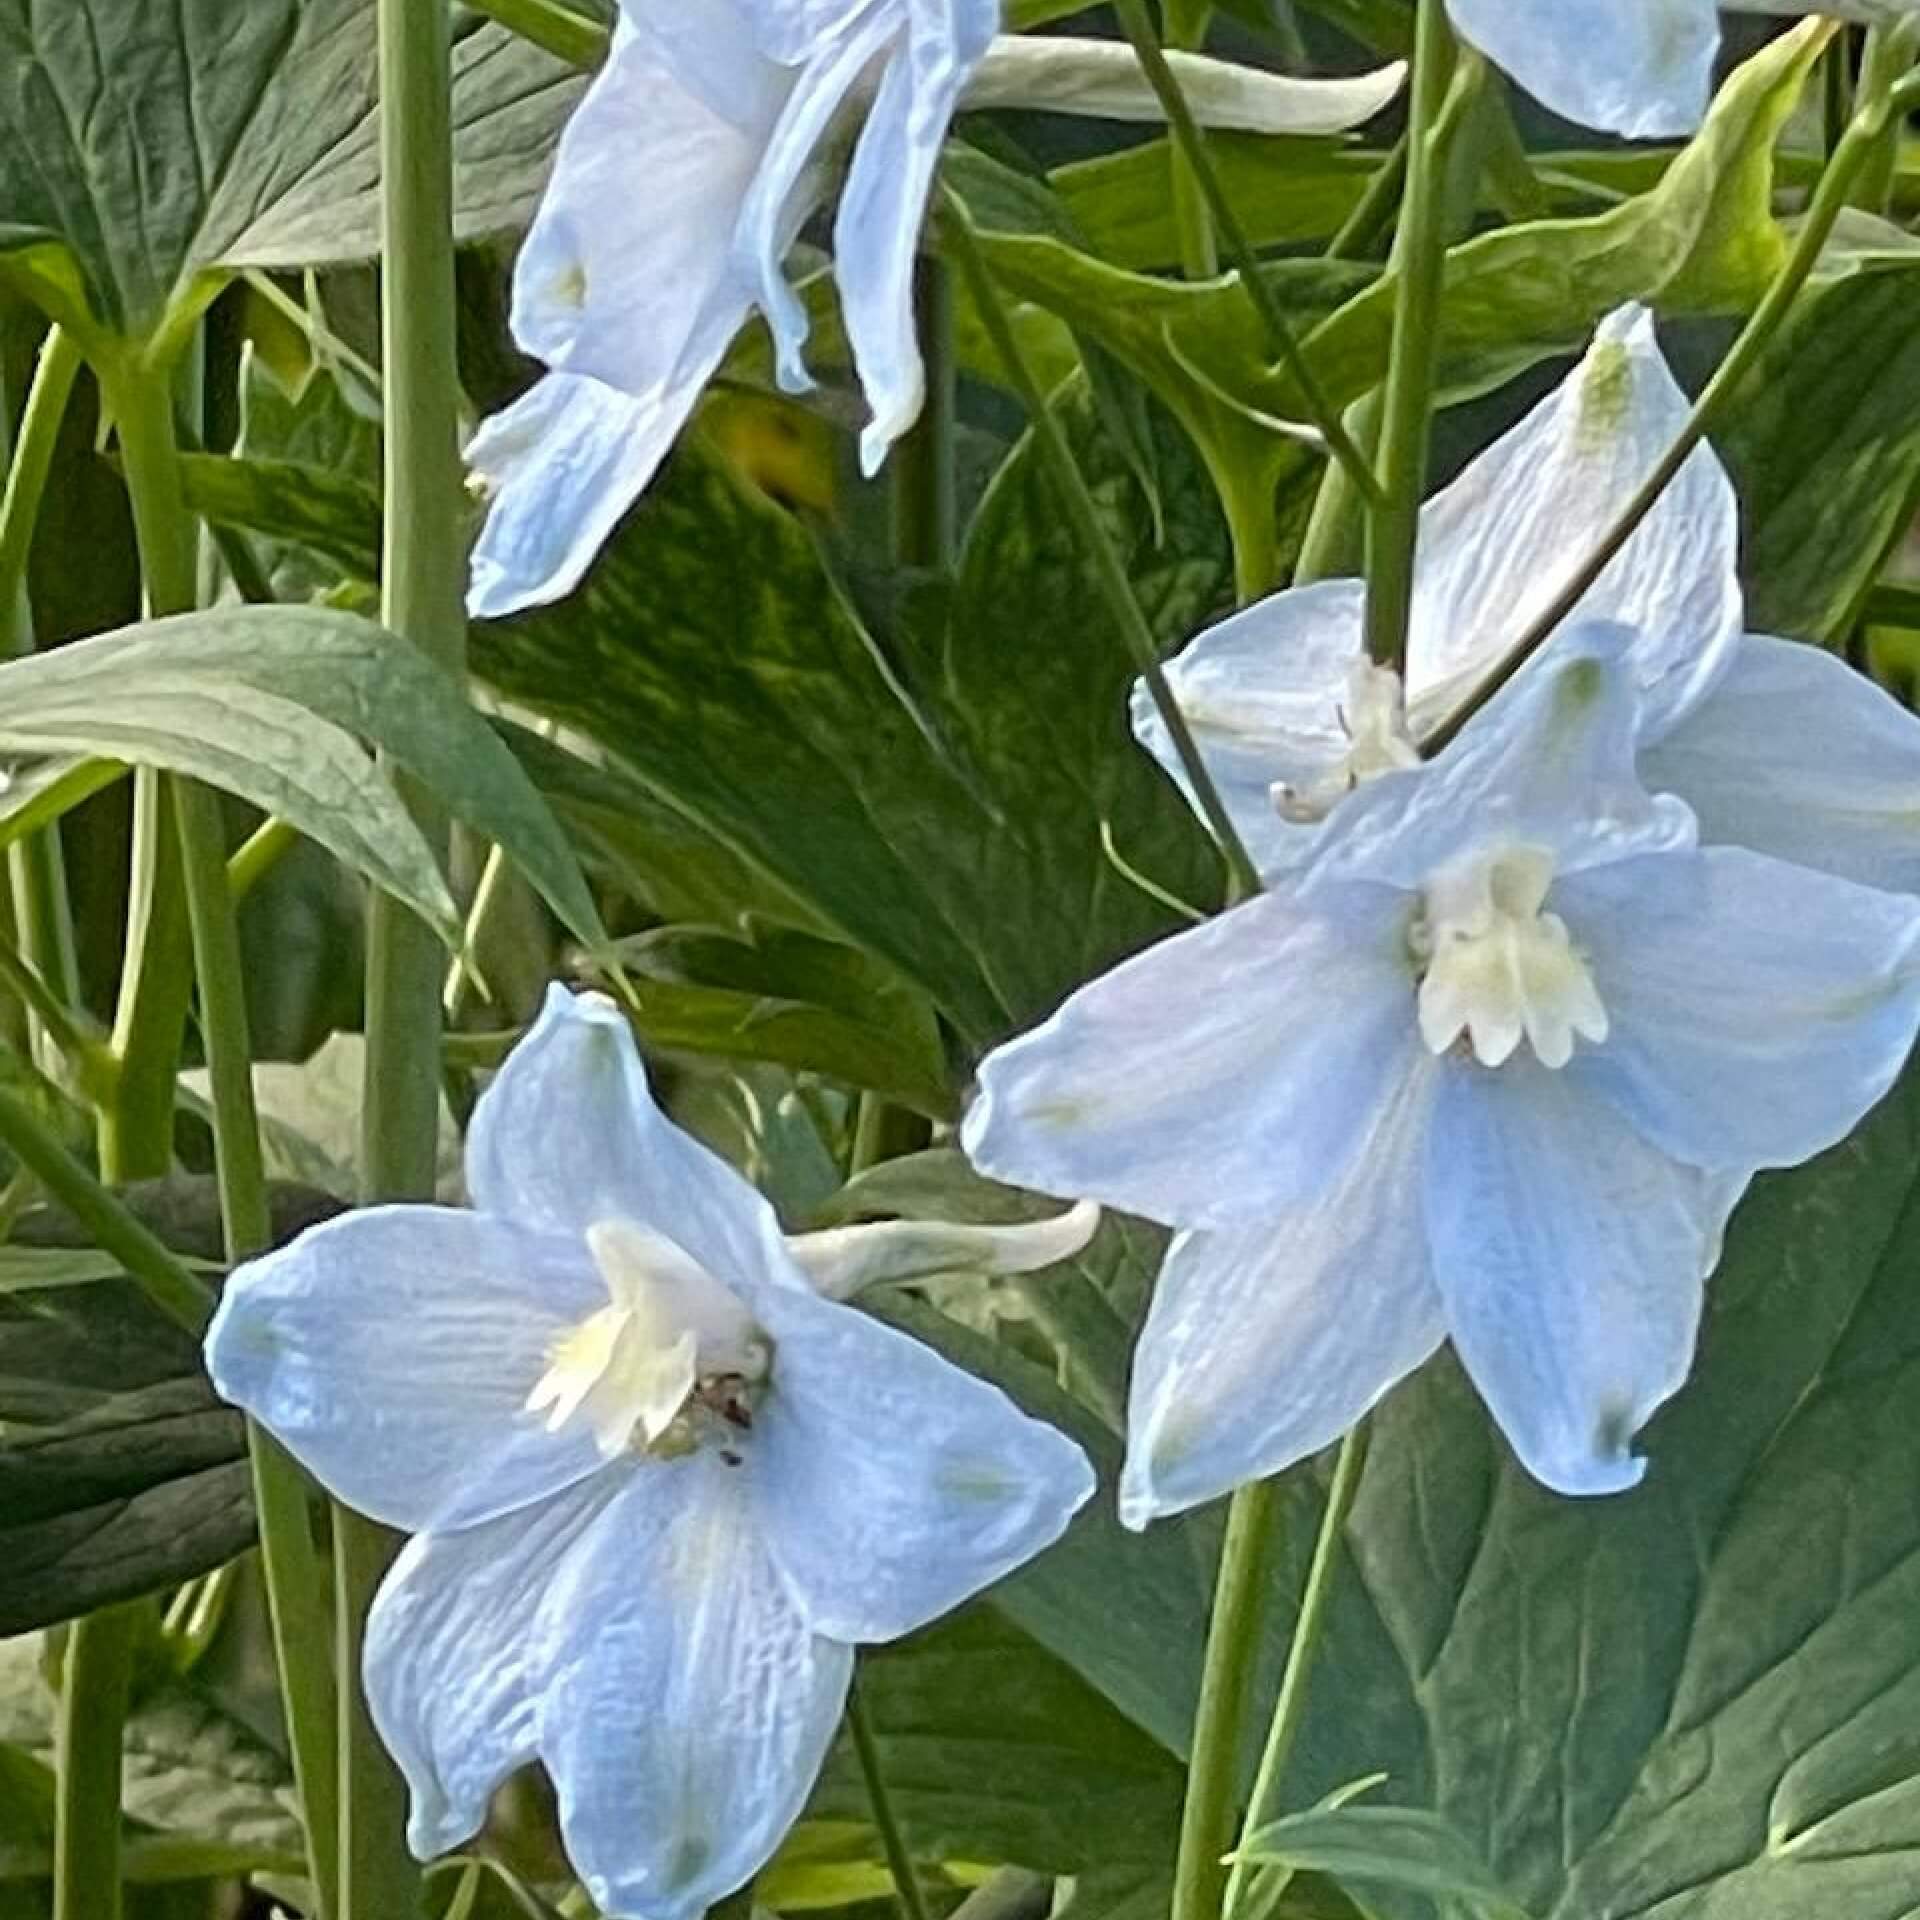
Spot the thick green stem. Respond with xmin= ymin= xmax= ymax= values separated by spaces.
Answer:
xmin=110 ymin=354 xmax=345 ymax=1920
xmin=1850 ymin=22 xmax=1920 ymax=212
xmin=849 ymin=1684 xmax=932 ymax=1920
xmin=0 ymin=1078 xmax=212 ymax=1333
xmin=344 ymin=0 xmax=470 ymax=1912
xmin=943 ymin=196 xmax=1261 ymax=900
xmin=892 ymin=254 xmax=958 ymax=574
xmin=53 ymin=1603 xmax=141 ymax=1920
xmin=1221 ymin=1426 xmax=1370 ymax=1920
xmin=1327 ymin=137 xmax=1408 ymax=261
xmin=1170 ymin=1480 xmax=1281 ymax=1920
xmin=1362 ymin=0 xmax=1461 ymax=669
xmin=1109 ymin=0 xmax=1382 ymax=512
xmin=1426 ymin=63 xmax=1920 ymax=755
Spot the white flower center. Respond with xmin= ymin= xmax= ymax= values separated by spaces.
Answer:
xmin=1411 ymin=846 xmax=1608 ymax=1070
xmin=525 ymin=1220 xmax=770 ymax=1462
xmin=1272 ymin=661 xmax=1421 ymax=824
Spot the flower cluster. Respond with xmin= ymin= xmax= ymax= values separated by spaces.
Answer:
xmin=966 ymin=304 xmax=1920 ymax=1520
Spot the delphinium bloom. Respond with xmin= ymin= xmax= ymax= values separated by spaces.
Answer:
xmin=466 ymin=0 xmax=1404 ymax=616
xmin=206 ymin=987 xmax=1095 ymax=1919
xmin=1136 ymin=303 xmax=1920 ymax=900
xmin=964 ymin=630 xmax=1920 ymax=1521
xmin=1444 ymin=0 xmax=1920 ymax=139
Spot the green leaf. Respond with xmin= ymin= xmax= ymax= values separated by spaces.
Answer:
xmin=809 ymin=1607 xmax=1184 ymax=1875
xmin=1725 ymin=262 xmax=1920 ymax=643
xmin=0 ymin=1179 xmax=330 ymax=1634
xmin=0 ymin=605 xmax=606 ymax=956
xmin=473 ymin=397 xmax=1225 ymax=1043
xmin=1238 ymin=1806 xmax=1528 ymax=1919
xmin=0 ymin=3 xmax=578 ymax=345
xmin=612 ymin=925 xmax=956 ymax=1119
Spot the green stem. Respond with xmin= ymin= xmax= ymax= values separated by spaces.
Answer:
xmin=1221 ymin=1426 xmax=1370 ymax=1920
xmin=1170 ymin=1480 xmax=1281 ymax=1920
xmin=228 ymin=816 xmax=302 ymax=905
xmin=1425 ymin=63 xmax=1920 ymax=755
xmin=891 ymin=254 xmax=958 ymax=574
xmin=463 ymin=0 xmax=607 ymax=67
xmin=1108 ymin=0 xmax=1383 ymax=510
xmin=1 ymin=326 xmax=86 ymax=1072
xmin=0 ymin=936 xmax=112 ymax=1098
xmin=345 ymin=0 xmax=471 ymax=1911
xmin=1362 ymin=0 xmax=1463 ymax=669
xmin=1327 ymin=136 xmax=1408 ymax=261
xmin=848 ymin=1683 xmax=932 ymax=1920
xmin=0 ymin=1077 xmax=212 ymax=1333
xmin=942 ymin=195 xmax=1262 ymax=901
xmin=53 ymin=1602 xmax=142 ymax=1920
xmin=1850 ymin=21 xmax=1920 ymax=213
xmin=109 ymin=355 xmax=345 ymax=1920
xmin=1167 ymin=0 xmax=1220 ymax=277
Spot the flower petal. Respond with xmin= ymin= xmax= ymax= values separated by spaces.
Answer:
xmin=735 ymin=8 xmax=896 ymax=393
xmin=835 ymin=1 xmax=992 ymax=472
xmin=965 ymin=39 xmax=1406 ymax=135
xmin=751 ymin=1285 xmax=1095 ymax=1641
xmin=1306 ymin=623 xmax=1694 ymax=901
xmin=1642 ymin=633 xmax=1920 ymax=893
xmin=786 ymin=1200 xmax=1101 ymax=1301
xmin=1558 ymin=846 xmax=1920 ymax=1170
xmin=1442 ymin=0 xmax=1717 ymax=137
xmin=535 ymin=1454 xmax=852 ymax=1920
xmin=962 ymin=885 xmax=1418 ymax=1230
xmin=464 ymin=372 xmax=685 ymax=619
xmin=1122 ymin=1053 xmax=1443 ymax=1527
xmin=203 ymin=1207 xmax=606 ymax=1531
xmin=1406 ymin=305 xmax=1741 ymax=741
xmin=364 ymin=1473 xmax=617 ymax=1858
xmin=1131 ymin=579 xmax=1368 ymax=877
xmin=509 ymin=11 xmax=773 ymax=398
xmin=466 ymin=985 xmax=794 ymax=1295
xmin=1426 ymin=1055 xmax=1725 ymax=1496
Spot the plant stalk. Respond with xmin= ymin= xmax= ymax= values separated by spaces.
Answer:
xmin=52 ymin=1602 xmax=142 ymax=1920
xmin=1221 ymin=1426 xmax=1370 ymax=1919
xmin=464 ymin=0 xmax=607 ymax=68
xmin=345 ymin=0 xmax=471 ymax=1910
xmin=1109 ymin=0 xmax=1382 ymax=512
xmin=1169 ymin=1479 xmax=1282 ymax=1920
xmin=849 ymin=1683 xmax=932 ymax=1920
xmin=1362 ymin=0 xmax=1460 ymax=670
xmin=942 ymin=194 xmax=1261 ymax=900
xmin=1425 ymin=62 xmax=1920 ymax=755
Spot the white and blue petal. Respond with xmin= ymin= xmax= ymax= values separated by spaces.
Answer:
xmin=962 ymin=885 xmax=1419 ymax=1230
xmin=534 ymin=1453 xmax=853 ymax=1920
xmin=1559 ymin=846 xmax=1920 ymax=1170
xmin=1406 ymin=305 xmax=1741 ymax=742
xmin=509 ymin=10 xmax=776 ymax=397
xmin=466 ymin=985 xmax=796 ymax=1300
xmin=1121 ymin=1055 xmax=1443 ymax=1527
xmin=1426 ymin=1055 xmax=1726 ymax=1496
xmin=1442 ymin=0 xmax=1718 ymax=138
xmin=203 ymin=1207 xmax=606 ymax=1532
xmin=364 ymin=1474 xmax=621 ymax=1858
xmin=1132 ymin=580 xmax=1369 ymax=878
xmin=750 ymin=1284 xmax=1095 ymax=1641
xmin=1306 ymin=623 xmax=1695 ymax=900
xmin=1641 ymin=633 xmax=1920 ymax=893
xmin=465 ymin=373 xmax=685 ymax=619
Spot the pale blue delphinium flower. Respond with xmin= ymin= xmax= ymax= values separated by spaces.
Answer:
xmin=1444 ymin=1 xmax=1919 ymax=140
xmin=1135 ymin=303 xmax=1920 ymax=901
xmin=205 ymin=987 xmax=1096 ymax=1920
xmin=964 ymin=630 xmax=1920 ymax=1521
xmin=466 ymin=0 xmax=1406 ymax=617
